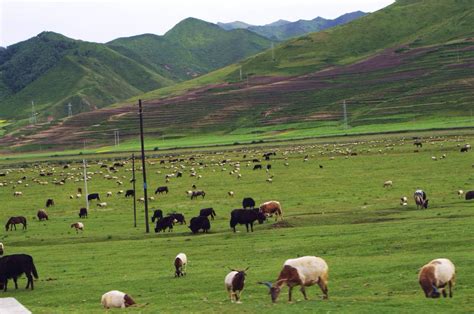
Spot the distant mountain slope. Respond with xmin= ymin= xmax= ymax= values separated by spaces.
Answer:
xmin=0 ymin=32 xmax=173 ymax=119
xmin=5 ymin=0 xmax=473 ymax=152
xmin=0 ymin=18 xmax=271 ymax=121
xmin=218 ymin=11 xmax=367 ymax=41
xmin=107 ymin=18 xmax=272 ymax=81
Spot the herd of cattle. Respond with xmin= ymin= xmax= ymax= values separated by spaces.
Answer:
xmin=0 ymin=137 xmax=471 ymax=309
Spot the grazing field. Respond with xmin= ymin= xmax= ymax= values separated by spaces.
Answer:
xmin=0 ymin=134 xmax=473 ymax=313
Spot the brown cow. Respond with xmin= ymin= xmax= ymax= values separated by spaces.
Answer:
xmin=259 ymin=201 xmax=283 ymax=221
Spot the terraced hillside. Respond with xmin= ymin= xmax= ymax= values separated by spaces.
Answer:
xmin=1 ymin=0 xmax=473 ymax=152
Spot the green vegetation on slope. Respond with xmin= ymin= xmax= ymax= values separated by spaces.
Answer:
xmin=107 ymin=18 xmax=272 ymax=81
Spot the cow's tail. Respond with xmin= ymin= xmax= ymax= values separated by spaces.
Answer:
xmin=212 ymin=209 xmax=216 ymax=216
xmin=31 ymin=261 xmax=39 ymax=279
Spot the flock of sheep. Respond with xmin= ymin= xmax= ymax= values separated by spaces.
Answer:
xmin=0 ymin=136 xmax=471 ymax=309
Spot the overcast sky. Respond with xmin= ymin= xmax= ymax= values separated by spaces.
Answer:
xmin=1 ymin=0 xmax=395 ymax=47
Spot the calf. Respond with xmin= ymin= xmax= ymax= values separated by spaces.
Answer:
xmin=191 ymin=190 xmax=206 ymax=199
xmin=79 ymin=207 xmax=88 ymax=218
xmin=189 ymin=216 xmax=211 ymax=234
xmin=88 ymin=193 xmax=100 ymax=202
xmin=253 ymin=165 xmax=262 ymax=170
xmin=155 ymin=186 xmax=169 ymax=194
xmin=154 ymin=216 xmax=175 ymax=233
xmin=168 ymin=213 xmax=186 ymax=225
xmin=45 ymin=198 xmax=55 ymax=207
xmin=230 ymin=209 xmax=266 ymax=232
xmin=0 ymin=254 xmax=39 ymax=291
xmin=465 ymin=190 xmax=474 ymax=200
xmin=199 ymin=208 xmax=216 ymax=220
xmin=151 ymin=209 xmax=163 ymax=222
xmin=125 ymin=189 xmax=134 ymax=198
xmin=37 ymin=209 xmax=48 ymax=221
xmin=242 ymin=197 xmax=255 ymax=209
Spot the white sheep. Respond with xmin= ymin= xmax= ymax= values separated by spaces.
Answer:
xmin=101 ymin=290 xmax=136 ymax=309
xmin=174 ymin=253 xmax=187 ymax=277
xmin=260 ymin=256 xmax=328 ymax=303
xmin=228 ymin=191 xmax=234 ymax=197
xmin=400 ymin=196 xmax=408 ymax=206
xmin=106 ymin=191 xmax=112 ymax=197
xmin=418 ymin=258 xmax=455 ymax=298
xmin=97 ymin=202 xmax=107 ymax=207
xmin=13 ymin=191 xmax=23 ymax=196
xmin=383 ymin=180 xmax=393 ymax=188
xmin=457 ymin=190 xmax=464 ymax=198
xmin=225 ymin=268 xmax=248 ymax=303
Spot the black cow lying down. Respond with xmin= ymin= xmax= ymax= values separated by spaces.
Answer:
xmin=0 ymin=254 xmax=39 ymax=291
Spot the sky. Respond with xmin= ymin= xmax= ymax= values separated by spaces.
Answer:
xmin=0 ymin=0 xmax=395 ymax=47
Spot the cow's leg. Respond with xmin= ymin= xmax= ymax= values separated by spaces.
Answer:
xmin=3 ymin=280 xmax=7 ymax=291
xmin=300 ymin=286 xmax=308 ymax=300
xmin=14 ymin=277 xmax=18 ymax=289
xmin=250 ymin=222 xmax=254 ymax=232
xmin=245 ymin=223 xmax=249 ymax=232
xmin=448 ymin=280 xmax=453 ymax=298
xmin=318 ymin=275 xmax=329 ymax=299
xmin=288 ymin=286 xmax=293 ymax=302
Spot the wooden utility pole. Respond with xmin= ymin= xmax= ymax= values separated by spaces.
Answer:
xmin=138 ymin=99 xmax=150 ymax=233
xmin=132 ymin=153 xmax=137 ymax=228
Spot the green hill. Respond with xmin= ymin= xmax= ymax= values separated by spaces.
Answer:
xmin=0 ymin=19 xmax=271 ymax=122
xmin=1 ymin=0 xmax=473 ymax=152
xmin=107 ymin=18 xmax=272 ymax=81
xmin=0 ymin=32 xmax=173 ymax=119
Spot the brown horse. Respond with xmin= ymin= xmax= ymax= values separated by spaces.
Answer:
xmin=5 ymin=216 xmax=27 ymax=231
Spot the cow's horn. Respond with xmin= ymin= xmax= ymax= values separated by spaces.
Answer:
xmin=258 ymin=281 xmax=273 ymax=289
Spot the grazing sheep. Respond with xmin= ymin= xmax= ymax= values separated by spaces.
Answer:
xmin=383 ymin=180 xmax=393 ymax=188
xmin=13 ymin=191 xmax=22 ymax=196
xmin=457 ymin=190 xmax=464 ymax=198
xmin=71 ymin=222 xmax=84 ymax=233
xmin=101 ymin=290 xmax=136 ymax=309
xmin=400 ymin=196 xmax=408 ymax=206
xmin=225 ymin=268 xmax=249 ymax=303
xmin=76 ymin=193 xmax=82 ymax=198
xmin=260 ymin=256 xmax=329 ymax=303
xmin=419 ymin=258 xmax=455 ymax=298
xmin=97 ymin=202 xmax=107 ymax=208
xmin=106 ymin=191 xmax=112 ymax=197
xmin=174 ymin=253 xmax=187 ymax=277
xmin=228 ymin=191 xmax=234 ymax=197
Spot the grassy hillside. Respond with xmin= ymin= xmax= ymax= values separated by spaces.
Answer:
xmin=0 ymin=32 xmax=173 ymax=119
xmin=1 ymin=0 xmax=473 ymax=152
xmin=0 ymin=20 xmax=272 ymax=122
xmin=232 ymin=0 xmax=474 ymax=77
xmin=107 ymin=18 xmax=272 ymax=81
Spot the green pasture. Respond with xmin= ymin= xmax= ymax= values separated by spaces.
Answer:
xmin=0 ymin=134 xmax=473 ymax=313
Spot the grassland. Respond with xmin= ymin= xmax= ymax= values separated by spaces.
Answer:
xmin=0 ymin=133 xmax=473 ymax=313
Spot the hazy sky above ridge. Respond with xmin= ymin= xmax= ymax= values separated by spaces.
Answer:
xmin=0 ymin=0 xmax=395 ymax=46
